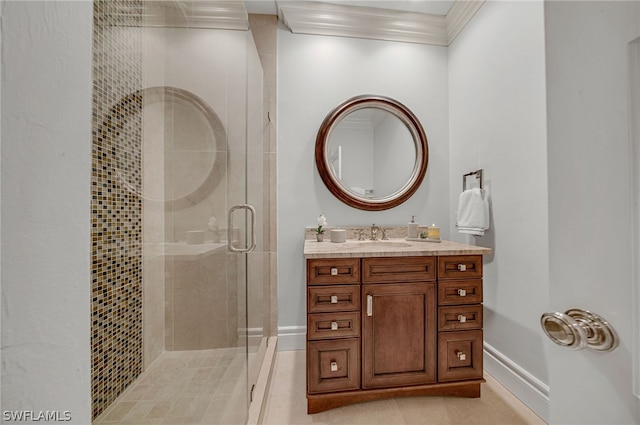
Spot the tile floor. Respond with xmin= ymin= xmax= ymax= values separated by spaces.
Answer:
xmin=95 ymin=349 xmax=547 ymax=425
xmin=261 ymin=350 xmax=547 ymax=425
xmin=93 ymin=348 xmax=248 ymax=425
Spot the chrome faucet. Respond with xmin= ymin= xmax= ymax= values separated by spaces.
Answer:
xmin=370 ymin=223 xmax=380 ymax=241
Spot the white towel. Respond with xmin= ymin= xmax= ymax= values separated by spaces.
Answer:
xmin=456 ymin=188 xmax=490 ymax=236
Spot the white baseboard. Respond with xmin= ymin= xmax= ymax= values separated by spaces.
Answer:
xmin=483 ymin=342 xmax=549 ymax=423
xmin=277 ymin=326 xmax=306 ymax=351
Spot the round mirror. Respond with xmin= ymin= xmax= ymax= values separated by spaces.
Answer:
xmin=315 ymin=95 xmax=428 ymax=210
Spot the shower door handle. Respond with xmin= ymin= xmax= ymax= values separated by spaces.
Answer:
xmin=227 ymin=204 xmax=257 ymax=253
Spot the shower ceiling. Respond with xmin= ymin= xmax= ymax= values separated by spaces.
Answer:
xmin=142 ymin=1 xmax=250 ymax=29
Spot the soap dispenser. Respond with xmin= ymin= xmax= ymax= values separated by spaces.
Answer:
xmin=407 ymin=216 xmax=419 ymax=239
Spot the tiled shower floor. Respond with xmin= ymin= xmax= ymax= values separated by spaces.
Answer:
xmin=93 ymin=348 xmax=247 ymax=425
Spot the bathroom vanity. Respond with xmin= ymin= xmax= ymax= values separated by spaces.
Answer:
xmin=304 ymin=238 xmax=491 ymax=413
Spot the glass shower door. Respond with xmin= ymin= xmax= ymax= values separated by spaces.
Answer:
xmin=142 ymin=21 xmax=255 ymax=424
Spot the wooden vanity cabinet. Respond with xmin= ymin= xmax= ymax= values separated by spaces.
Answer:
xmin=306 ymin=254 xmax=485 ymax=414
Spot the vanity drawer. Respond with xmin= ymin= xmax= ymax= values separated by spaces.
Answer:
xmin=307 ymin=258 xmax=360 ymax=285
xmin=437 ymin=279 xmax=483 ymax=305
xmin=308 ymin=285 xmax=360 ymax=313
xmin=308 ymin=338 xmax=360 ymax=394
xmin=438 ymin=255 xmax=483 ymax=279
xmin=308 ymin=312 xmax=360 ymax=340
xmin=438 ymin=305 xmax=483 ymax=331
xmin=438 ymin=330 xmax=483 ymax=382
xmin=362 ymin=256 xmax=436 ymax=283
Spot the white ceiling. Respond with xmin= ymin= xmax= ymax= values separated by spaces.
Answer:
xmin=245 ymin=0 xmax=455 ymax=16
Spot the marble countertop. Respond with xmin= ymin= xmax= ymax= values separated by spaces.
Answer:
xmin=303 ymin=238 xmax=492 ymax=259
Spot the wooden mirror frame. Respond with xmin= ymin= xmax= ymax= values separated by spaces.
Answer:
xmin=315 ymin=95 xmax=429 ymax=211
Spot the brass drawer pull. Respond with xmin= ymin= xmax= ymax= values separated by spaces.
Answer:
xmin=330 ymin=267 xmax=338 ymax=276
xmin=457 ymin=264 xmax=467 ymax=271
xmin=331 ymin=321 xmax=338 ymax=330
xmin=330 ymin=295 xmax=338 ymax=304
xmin=458 ymin=314 xmax=467 ymax=323
xmin=457 ymin=289 xmax=466 ymax=297
xmin=367 ymin=295 xmax=373 ymax=316
xmin=330 ymin=361 xmax=338 ymax=372
xmin=456 ymin=351 xmax=466 ymax=361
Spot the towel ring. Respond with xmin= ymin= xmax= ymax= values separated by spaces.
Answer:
xmin=463 ymin=169 xmax=483 ymax=190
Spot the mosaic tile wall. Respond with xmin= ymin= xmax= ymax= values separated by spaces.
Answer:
xmin=91 ymin=0 xmax=144 ymax=419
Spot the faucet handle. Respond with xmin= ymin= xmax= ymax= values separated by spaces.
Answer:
xmin=355 ymin=229 xmax=365 ymax=241
xmin=381 ymin=228 xmax=388 ymax=240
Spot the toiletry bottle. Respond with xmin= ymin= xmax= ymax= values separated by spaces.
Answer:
xmin=408 ymin=216 xmax=419 ymax=239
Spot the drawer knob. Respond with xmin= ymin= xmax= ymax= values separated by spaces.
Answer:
xmin=330 ymin=295 xmax=338 ymax=304
xmin=330 ymin=267 xmax=338 ymax=276
xmin=458 ymin=314 xmax=467 ymax=323
xmin=456 ymin=351 xmax=467 ymax=361
xmin=330 ymin=361 xmax=338 ymax=372
xmin=457 ymin=264 xmax=467 ymax=271
xmin=457 ymin=289 xmax=467 ymax=297
xmin=331 ymin=321 xmax=338 ymax=330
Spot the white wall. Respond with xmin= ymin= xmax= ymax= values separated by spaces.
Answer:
xmin=448 ymin=1 xmax=550 ymax=419
xmin=545 ymin=2 xmax=640 ymax=423
xmin=277 ymin=25 xmax=449 ymax=349
xmin=0 ymin=2 xmax=93 ymax=423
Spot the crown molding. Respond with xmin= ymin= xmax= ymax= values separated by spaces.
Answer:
xmin=142 ymin=1 xmax=249 ymax=30
xmin=278 ymin=0 xmax=485 ymax=46
xmin=278 ymin=1 xmax=447 ymax=45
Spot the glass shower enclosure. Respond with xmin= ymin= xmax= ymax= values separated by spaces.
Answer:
xmin=139 ymin=4 xmax=271 ymax=424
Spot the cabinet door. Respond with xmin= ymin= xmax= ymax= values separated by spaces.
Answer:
xmin=362 ymin=283 xmax=437 ymax=389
